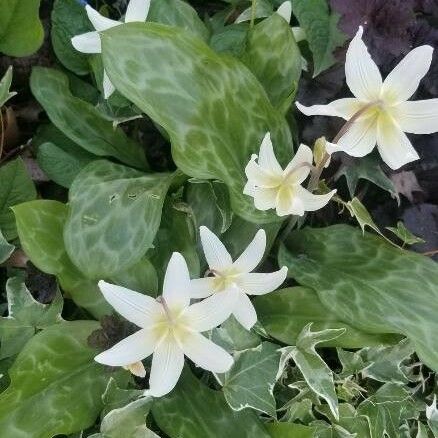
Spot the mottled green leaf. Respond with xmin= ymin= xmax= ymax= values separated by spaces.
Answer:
xmin=65 ymin=160 xmax=172 ymax=278
xmin=101 ymin=377 xmax=144 ymax=416
xmin=278 ymin=224 xmax=438 ymax=372
xmin=210 ymin=24 xmax=249 ymax=57
xmin=386 ymin=221 xmax=425 ymax=246
xmin=426 ymin=396 xmax=438 ymax=436
xmin=291 ymin=0 xmax=346 ymax=76
xmin=0 ymin=157 xmax=36 ymax=240
xmin=243 ymin=13 xmax=301 ymax=112
xmin=217 ymin=342 xmax=281 ymax=416
xmin=0 ymin=276 xmax=63 ymax=359
xmin=0 ymin=0 xmax=43 ymax=56
xmin=0 ymin=228 xmax=14 ymax=263
xmin=265 ymin=422 xmax=315 ymax=438
xmin=254 ymin=287 xmax=399 ymax=348
xmin=101 ymin=23 xmax=292 ymax=223
xmin=152 ymin=367 xmax=270 ymax=438
xmin=30 ymin=67 xmax=147 ymax=169
xmin=0 ymin=66 xmax=16 ymax=107
xmin=13 ymin=200 xmax=111 ymax=317
xmin=0 ymin=321 xmax=118 ymax=437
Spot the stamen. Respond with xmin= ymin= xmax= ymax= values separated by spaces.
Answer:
xmin=157 ymin=296 xmax=174 ymax=323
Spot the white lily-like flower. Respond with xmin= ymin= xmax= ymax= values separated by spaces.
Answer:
xmin=95 ymin=252 xmax=236 ymax=397
xmin=190 ymin=226 xmax=287 ymax=330
xmin=244 ymin=133 xmax=336 ymax=216
xmin=296 ymin=26 xmax=438 ymax=170
xmin=71 ymin=0 xmax=151 ymax=98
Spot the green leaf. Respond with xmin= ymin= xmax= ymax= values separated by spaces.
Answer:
xmin=0 ymin=228 xmax=14 ymax=263
xmin=0 ymin=66 xmax=16 ymax=107
xmin=0 ymin=157 xmax=36 ymax=240
xmin=278 ymin=224 xmax=438 ymax=373
xmin=386 ymin=221 xmax=425 ymax=246
xmin=0 ymin=321 xmax=119 ymax=437
xmin=291 ymin=0 xmax=346 ymax=76
xmin=152 ymin=367 xmax=271 ymax=438
xmin=101 ymin=22 xmax=292 ymax=223
xmin=13 ymin=200 xmax=111 ymax=317
xmin=0 ymin=276 xmax=63 ymax=359
xmin=30 ymin=67 xmax=148 ymax=169
xmin=64 ymin=160 xmax=172 ymax=278
xmin=254 ymin=287 xmax=399 ymax=348
xmin=216 ymin=342 xmax=281 ymax=417
xmin=281 ymin=324 xmax=345 ymax=420
xmin=265 ymin=422 xmax=315 ymax=438
xmin=101 ymin=377 xmax=144 ymax=415
xmin=426 ymin=396 xmax=438 ymax=436
xmin=242 ymin=13 xmax=301 ymax=112
xmin=0 ymin=0 xmax=43 ymax=57
xmin=51 ymin=0 xmax=92 ymax=75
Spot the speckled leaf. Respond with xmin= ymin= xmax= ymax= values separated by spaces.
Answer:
xmin=152 ymin=367 xmax=270 ymax=438
xmin=30 ymin=67 xmax=147 ymax=169
xmin=0 ymin=321 xmax=118 ymax=437
xmin=101 ymin=23 xmax=293 ymax=223
xmin=13 ymin=200 xmax=111 ymax=318
xmin=279 ymin=225 xmax=438 ymax=372
xmin=216 ymin=342 xmax=281 ymax=417
xmin=254 ymin=287 xmax=400 ymax=348
xmin=242 ymin=13 xmax=301 ymax=112
xmin=0 ymin=229 xmax=14 ymax=263
xmin=64 ymin=160 xmax=172 ymax=278
xmin=265 ymin=422 xmax=315 ymax=437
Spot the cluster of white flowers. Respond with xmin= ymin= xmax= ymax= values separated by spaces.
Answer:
xmin=95 ymin=227 xmax=287 ymax=397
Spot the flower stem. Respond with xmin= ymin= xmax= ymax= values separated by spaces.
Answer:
xmin=250 ymin=0 xmax=257 ymax=28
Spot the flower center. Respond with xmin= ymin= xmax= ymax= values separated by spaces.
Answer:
xmin=209 ymin=268 xmax=240 ymax=292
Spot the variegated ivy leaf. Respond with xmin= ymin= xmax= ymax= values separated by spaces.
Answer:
xmin=64 ymin=160 xmax=173 ymax=278
xmin=0 ymin=229 xmax=14 ymax=264
xmin=216 ymin=342 xmax=281 ymax=417
xmin=101 ymin=23 xmax=293 ymax=223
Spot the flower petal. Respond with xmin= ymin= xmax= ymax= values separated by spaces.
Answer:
xmin=103 ymin=70 xmax=116 ymax=99
xmin=124 ymin=361 xmax=146 ymax=378
xmin=296 ymin=98 xmax=362 ymax=120
xmin=345 ymin=26 xmax=382 ymax=101
xmin=189 ymin=277 xmax=216 ymax=298
xmin=284 ymin=143 xmax=313 ymax=184
xmin=382 ymin=46 xmax=433 ymax=104
xmin=243 ymin=180 xmax=255 ymax=197
xmin=148 ymin=338 xmax=184 ymax=397
xmin=395 ymin=99 xmax=438 ymax=134
xmin=253 ymin=187 xmax=278 ymax=211
xmin=275 ymin=185 xmax=305 ymax=216
xmin=237 ymin=267 xmax=288 ymax=295
xmin=162 ymin=252 xmax=190 ymax=313
xmin=295 ymin=186 xmax=336 ymax=211
xmin=95 ymin=327 xmax=157 ymax=366
xmin=98 ymin=280 xmax=162 ymax=328
xmin=277 ymin=1 xmax=292 ymax=22
xmin=376 ymin=113 xmax=420 ymax=170
xmin=258 ymin=132 xmax=283 ymax=174
xmin=232 ymin=292 xmax=258 ymax=330
xmin=85 ymin=5 xmax=119 ymax=31
xmin=233 ymin=229 xmax=266 ymax=273
xmin=245 ymin=155 xmax=281 ymax=188
xmin=125 ymin=0 xmax=151 ymax=23
xmin=180 ymin=331 xmax=233 ymax=373
xmin=199 ymin=226 xmax=232 ymax=271
xmin=71 ymin=31 xmax=101 ymax=54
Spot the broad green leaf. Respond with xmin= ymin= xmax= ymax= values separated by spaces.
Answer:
xmin=51 ymin=0 xmax=91 ymax=75
xmin=0 ymin=321 xmax=119 ymax=437
xmin=101 ymin=23 xmax=292 ymax=223
xmin=278 ymin=224 xmax=438 ymax=372
xmin=281 ymin=325 xmax=345 ymax=419
xmin=254 ymin=287 xmax=399 ymax=348
xmin=13 ymin=200 xmax=111 ymax=317
xmin=0 ymin=228 xmax=14 ymax=263
xmin=0 ymin=276 xmax=63 ymax=359
xmin=148 ymin=0 xmax=209 ymax=40
xmin=64 ymin=160 xmax=172 ymax=278
xmin=101 ymin=377 xmax=144 ymax=415
xmin=265 ymin=422 xmax=315 ymax=438
xmin=235 ymin=0 xmax=273 ymax=23
xmin=210 ymin=24 xmax=249 ymax=57
xmin=0 ymin=157 xmax=36 ymax=240
xmin=216 ymin=342 xmax=281 ymax=416
xmin=0 ymin=66 xmax=16 ymax=107
xmin=242 ymin=13 xmax=301 ymax=112
xmin=0 ymin=0 xmax=43 ymax=57
xmin=416 ymin=422 xmax=431 ymax=438
xmin=30 ymin=67 xmax=148 ymax=169
xmin=152 ymin=367 xmax=271 ymax=438
xmin=291 ymin=0 xmax=346 ymax=76
xmin=386 ymin=221 xmax=425 ymax=246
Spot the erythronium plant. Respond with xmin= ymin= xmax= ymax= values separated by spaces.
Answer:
xmin=71 ymin=0 xmax=151 ymax=98
xmin=95 ymin=252 xmax=237 ymax=397
xmin=190 ymin=226 xmax=288 ymax=330
xmin=296 ymin=26 xmax=438 ymax=170
xmin=244 ymin=133 xmax=336 ymax=216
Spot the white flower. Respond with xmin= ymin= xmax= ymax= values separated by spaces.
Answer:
xmin=190 ymin=226 xmax=287 ymax=330
xmin=71 ymin=0 xmax=151 ymax=98
xmin=244 ymin=133 xmax=336 ymax=216
xmin=296 ymin=26 xmax=438 ymax=170
xmin=95 ymin=252 xmax=236 ymax=397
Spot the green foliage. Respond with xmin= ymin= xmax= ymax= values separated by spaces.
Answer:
xmin=0 ymin=0 xmax=43 ymax=56
xmin=386 ymin=221 xmax=425 ymax=246
xmin=0 ymin=66 xmax=16 ymax=107
xmin=0 ymin=229 xmax=14 ymax=263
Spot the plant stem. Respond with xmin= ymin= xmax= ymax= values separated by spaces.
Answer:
xmin=250 ymin=0 xmax=257 ymax=28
